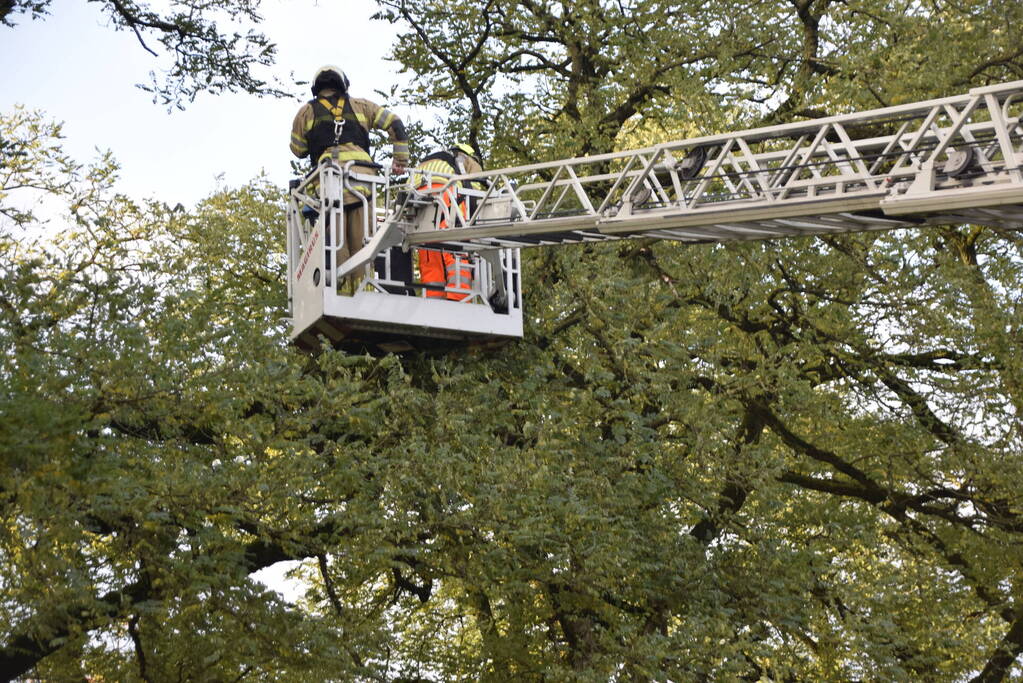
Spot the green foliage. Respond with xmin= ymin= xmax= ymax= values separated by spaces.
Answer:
xmin=0 ymin=106 xmax=82 ymax=228
xmin=4 ymin=1 xmax=1023 ymax=677
xmin=379 ymin=0 xmax=1023 ymax=163
xmin=369 ymin=1 xmax=1023 ymax=678
xmin=0 ymin=109 xmax=337 ymax=680
xmin=0 ymin=1 xmax=48 ymax=26
xmin=0 ymin=1 xmax=284 ymax=107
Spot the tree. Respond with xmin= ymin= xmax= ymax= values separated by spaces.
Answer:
xmin=0 ymin=108 xmax=361 ymax=680
xmin=368 ymin=1 xmax=1023 ymax=678
xmin=377 ymin=0 xmax=1023 ymax=163
xmin=4 ymin=0 xmax=1023 ymax=675
xmin=1 ymin=0 xmax=283 ymax=106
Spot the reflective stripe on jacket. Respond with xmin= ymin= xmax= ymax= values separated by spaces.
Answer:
xmin=289 ymin=88 xmax=409 ymax=167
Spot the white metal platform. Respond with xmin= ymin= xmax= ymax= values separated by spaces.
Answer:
xmin=287 ymin=165 xmax=522 ymax=351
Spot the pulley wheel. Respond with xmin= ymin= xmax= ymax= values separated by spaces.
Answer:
xmin=943 ymin=148 xmax=974 ymax=178
xmin=677 ymin=146 xmax=709 ymax=180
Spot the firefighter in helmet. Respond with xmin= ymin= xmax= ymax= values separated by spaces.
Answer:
xmin=410 ymin=143 xmax=485 ymax=300
xmin=289 ymin=66 xmax=410 ymax=288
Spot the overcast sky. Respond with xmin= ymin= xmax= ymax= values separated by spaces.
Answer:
xmin=0 ymin=0 xmax=416 ymax=205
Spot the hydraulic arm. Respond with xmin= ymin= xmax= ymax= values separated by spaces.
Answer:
xmin=288 ymin=80 xmax=1023 ymax=350
xmin=337 ymin=79 xmax=1023 ymax=279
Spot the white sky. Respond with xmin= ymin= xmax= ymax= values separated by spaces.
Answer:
xmin=0 ymin=0 xmax=417 ymax=205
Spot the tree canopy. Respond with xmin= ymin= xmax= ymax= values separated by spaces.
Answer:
xmin=3 ymin=0 xmax=1023 ymax=680
xmin=1 ymin=0 xmax=283 ymax=106
xmin=378 ymin=0 xmax=1023 ymax=162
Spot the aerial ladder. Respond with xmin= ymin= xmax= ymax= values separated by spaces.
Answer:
xmin=286 ymin=80 xmax=1023 ymax=352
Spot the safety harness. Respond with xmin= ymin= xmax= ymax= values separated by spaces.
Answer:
xmin=307 ymin=95 xmax=371 ymax=165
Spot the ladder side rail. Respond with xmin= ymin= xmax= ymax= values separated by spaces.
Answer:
xmin=793 ymin=125 xmax=833 ymax=183
xmin=842 ymin=120 xmax=1000 ymax=162
xmin=458 ymin=125 xmax=849 ymax=222
xmin=720 ymin=149 xmax=757 ymax=199
xmin=457 ymin=186 xmax=493 ymax=228
xmin=923 ymin=97 xmax=981 ymax=161
xmin=454 ymin=155 xmax=651 ymax=228
xmin=392 ymin=80 xmax=1023 ymax=252
xmin=629 ymin=150 xmax=687 ymax=210
xmin=721 ymin=139 xmax=789 ymax=201
xmin=662 ymin=121 xmax=993 ymax=191
xmin=286 ymin=190 xmax=298 ymax=318
xmin=776 ymin=135 xmax=873 ymax=189
xmin=511 ymin=168 xmax=646 ymax=203
xmin=503 ymin=154 xmax=641 ymax=218
xmin=524 ymin=165 xmax=567 ymax=221
xmin=902 ymin=96 xmax=984 ymax=195
xmin=416 ymin=141 xmax=872 ymax=242
xmin=636 ymin=151 xmax=678 ymax=207
xmin=644 ymin=162 xmax=673 ymax=207
xmin=940 ymin=102 xmax=996 ymax=175
xmin=826 ymin=125 xmax=872 ymax=185
xmin=733 ymin=137 xmax=778 ymax=200
xmin=645 ymin=159 xmax=675 ymax=207
xmin=448 ymin=182 xmax=473 ymax=230
xmin=767 ymin=134 xmax=808 ymax=191
xmin=446 ymin=88 xmax=1001 ymax=185
xmin=565 ymin=165 xmax=598 ymax=215
xmin=724 ymin=141 xmax=770 ymax=199
xmin=545 ymin=163 xmax=603 ymax=219
xmin=512 ymin=163 xmax=653 ymax=189
xmin=615 ymin=151 xmax=663 ymax=216
xmin=867 ymin=120 xmax=914 ymax=175
xmin=688 ymin=140 xmax=736 ymax=208
xmin=986 ymin=93 xmax=1023 ymax=182
xmin=542 ymin=179 xmax=579 ymax=220
xmin=666 ymin=149 xmax=689 ymax=202
xmin=776 ymin=135 xmax=842 ymax=199
xmin=440 ymin=81 xmax=1023 ymax=193
xmin=421 ymin=120 xmax=998 ymax=245
xmin=494 ymin=173 xmax=537 ymax=228
xmin=952 ymin=117 xmax=999 ymax=176
xmin=463 ymin=181 xmax=501 ymax=227
xmin=888 ymin=105 xmax=947 ymax=176
xmin=319 ymin=164 xmax=344 ymax=290
xmin=596 ymin=154 xmax=643 ymax=216
xmin=665 ymin=109 xmax=1009 ymax=204
xmin=706 ymin=90 xmax=979 ymax=146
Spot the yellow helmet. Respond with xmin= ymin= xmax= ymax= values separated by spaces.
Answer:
xmin=452 ymin=142 xmax=482 ymax=165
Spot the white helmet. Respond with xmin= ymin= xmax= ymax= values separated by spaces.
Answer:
xmin=311 ymin=65 xmax=349 ymax=95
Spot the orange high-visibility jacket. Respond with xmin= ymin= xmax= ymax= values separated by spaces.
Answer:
xmin=412 ymin=153 xmax=482 ymax=300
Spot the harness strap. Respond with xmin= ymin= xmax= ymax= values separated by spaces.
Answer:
xmin=318 ymin=96 xmax=347 ymax=146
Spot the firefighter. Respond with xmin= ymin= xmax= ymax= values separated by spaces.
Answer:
xmin=289 ymin=65 xmax=409 ymax=290
xmin=411 ymin=143 xmax=485 ymax=300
